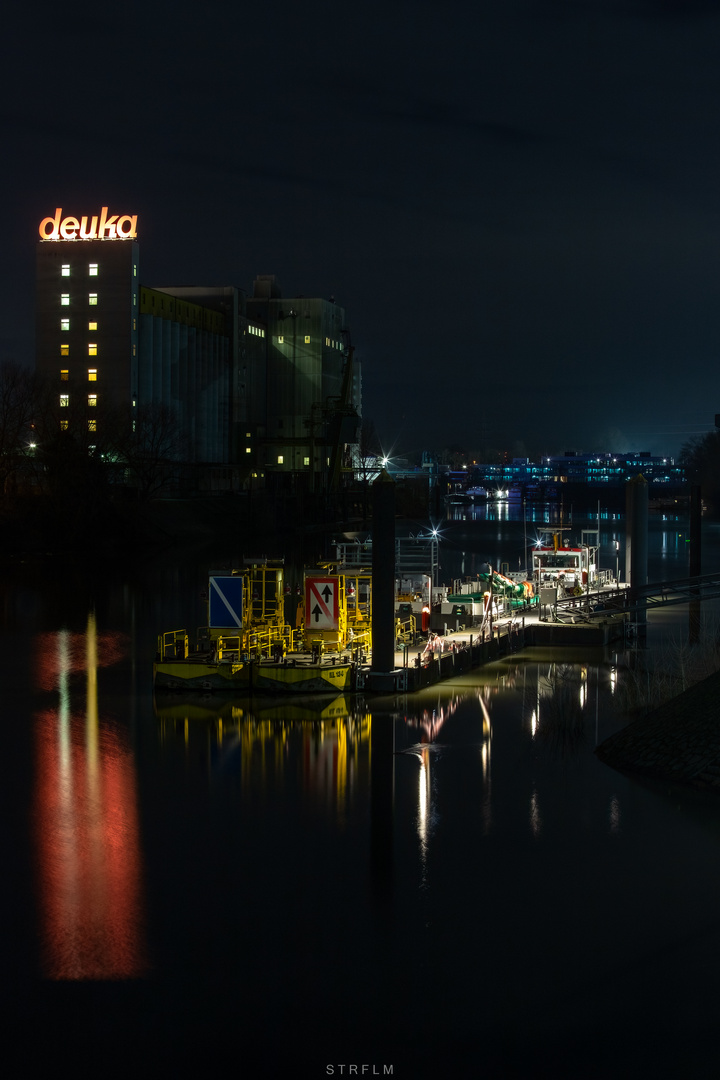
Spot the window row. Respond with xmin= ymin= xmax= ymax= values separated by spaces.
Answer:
xmin=60 ymin=396 xmax=98 ymax=408
xmin=60 ymin=293 xmax=137 ymax=306
xmin=61 ymin=263 xmax=98 ymax=277
xmin=60 ymin=369 xmax=97 ymax=381
xmin=61 ymin=320 xmax=98 ymax=331
xmin=60 ymin=419 xmax=97 ymax=431
xmin=277 ymin=335 xmax=313 ymax=344
xmin=276 ymin=455 xmax=323 ymax=466
xmin=60 ymin=344 xmax=98 ymax=356
xmin=61 ymin=293 xmax=98 ymax=306
xmin=248 ymin=325 xmax=265 ymax=337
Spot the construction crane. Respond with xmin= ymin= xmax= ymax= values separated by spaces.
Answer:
xmin=327 ymin=334 xmax=359 ymax=492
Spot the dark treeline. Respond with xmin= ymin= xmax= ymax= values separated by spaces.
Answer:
xmin=0 ymin=361 xmax=187 ymax=553
xmin=681 ymin=430 xmax=720 ymax=514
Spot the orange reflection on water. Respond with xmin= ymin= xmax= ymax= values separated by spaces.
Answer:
xmin=33 ymin=616 xmax=148 ymax=979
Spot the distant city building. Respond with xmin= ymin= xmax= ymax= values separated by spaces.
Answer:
xmin=35 ymin=208 xmax=360 ymax=492
xmin=442 ymin=450 xmax=685 ymax=493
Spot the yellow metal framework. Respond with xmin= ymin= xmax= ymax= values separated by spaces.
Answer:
xmin=158 ymin=563 xmax=293 ymax=662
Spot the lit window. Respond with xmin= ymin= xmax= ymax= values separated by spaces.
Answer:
xmin=133 ymin=318 xmax=136 ymax=330
xmin=60 ymin=370 xmax=68 ymax=381
xmin=277 ymin=455 xmax=284 ymax=464
xmin=88 ymin=394 xmax=97 ymax=407
xmin=61 ymin=264 xmax=70 ymax=277
xmin=278 ymin=336 xmax=284 ymax=344
xmin=246 ymin=447 xmax=251 ymax=454
xmin=89 ymin=263 xmax=98 ymax=276
xmin=304 ymin=456 xmax=310 ymax=466
xmin=60 ymin=395 xmax=69 ymax=407
xmin=61 ymin=294 xmax=70 ymax=306
xmin=133 ymin=293 xmax=136 ymax=305
xmin=133 ymin=264 xmax=137 ymax=277
xmin=305 ymin=336 xmax=310 ymax=344
xmin=88 ymin=369 xmax=97 ymax=381
xmin=325 ymin=337 xmax=330 ymax=345
xmin=60 ymin=344 xmax=69 ymax=356
xmin=88 ymin=321 xmax=97 ymax=331
xmin=89 ymin=293 xmax=98 ymax=306
xmin=132 ymin=344 xmax=136 ymax=355
xmin=61 ymin=319 xmax=69 ymax=331
xmin=88 ymin=419 xmax=97 ymax=432
xmin=60 ymin=420 xmax=68 ymax=431
xmin=88 ymin=343 xmax=97 ymax=356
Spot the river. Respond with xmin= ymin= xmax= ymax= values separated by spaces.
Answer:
xmin=6 ymin=503 xmax=720 ymax=1078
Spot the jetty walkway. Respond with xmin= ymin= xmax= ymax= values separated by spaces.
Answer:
xmin=376 ymin=604 xmax=623 ymax=693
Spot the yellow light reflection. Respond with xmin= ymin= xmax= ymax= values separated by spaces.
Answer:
xmin=337 ymin=719 xmax=347 ymax=818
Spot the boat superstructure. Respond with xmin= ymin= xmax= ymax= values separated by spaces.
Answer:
xmin=531 ymin=528 xmax=600 ymax=592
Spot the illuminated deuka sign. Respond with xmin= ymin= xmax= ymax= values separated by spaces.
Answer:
xmin=39 ymin=207 xmax=138 ymax=241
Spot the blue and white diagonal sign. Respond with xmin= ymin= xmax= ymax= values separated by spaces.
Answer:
xmin=209 ymin=576 xmax=244 ymax=628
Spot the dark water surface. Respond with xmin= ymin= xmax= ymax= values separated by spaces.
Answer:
xmin=6 ymin=509 xmax=720 ymax=1078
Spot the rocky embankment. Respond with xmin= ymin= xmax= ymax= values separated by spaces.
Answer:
xmin=596 ymin=669 xmax=720 ymax=791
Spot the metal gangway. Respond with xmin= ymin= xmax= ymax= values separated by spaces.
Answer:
xmin=552 ymin=570 xmax=720 ymax=622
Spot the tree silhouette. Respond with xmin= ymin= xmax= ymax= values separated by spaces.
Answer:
xmin=109 ymin=402 xmax=188 ymax=500
xmin=0 ymin=363 xmax=40 ymax=495
xmin=681 ymin=430 xmax=720 ymax=512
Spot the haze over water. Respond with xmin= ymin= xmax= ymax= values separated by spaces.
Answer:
xmin=6 ymin=504 xmax=720 ymax=1077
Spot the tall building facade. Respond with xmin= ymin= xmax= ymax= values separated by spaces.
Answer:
xmin=35 ymin=209 xmax=140 ymax=439
xmin=35 ymin=209 xmax=360 ymax=490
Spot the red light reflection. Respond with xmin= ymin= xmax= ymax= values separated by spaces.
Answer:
xmin=33 ymin=621 xmax=147 ymax=979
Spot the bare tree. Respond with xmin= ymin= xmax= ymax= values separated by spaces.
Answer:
xmin=354 ymin=417 xmax=381 ymax=484
xmin=111 ymin=402 xmax=188 ymax=500
xmin=681 ymin=430 xmax=720 ymax=511
xmin=0 ymin=363 xmax=39 ymax=495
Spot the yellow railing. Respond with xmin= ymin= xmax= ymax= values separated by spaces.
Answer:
xmin=395 ymin=615 xmax=416 ymax=645
xmin=159 ymin=629 xmax=189 ymax=660
xmin=216 ymin=623 xmax=292 ymax=661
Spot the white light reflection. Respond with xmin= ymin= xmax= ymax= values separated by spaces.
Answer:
xmin=57 ymin=630 xmax=72 ymax=800
xmin=530 ymin=788 xmax=542 ymax=837
xmin=417 ymin=746 xmax=432 ymax=885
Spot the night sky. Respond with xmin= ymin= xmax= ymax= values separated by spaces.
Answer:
xmin=3 ymin=0 xmax=720 ymax=459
